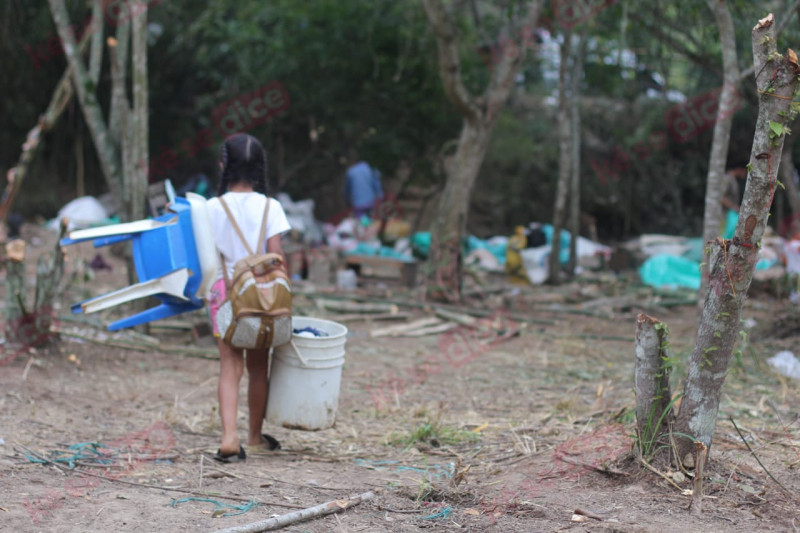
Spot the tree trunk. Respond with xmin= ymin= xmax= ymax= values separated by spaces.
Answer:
xmin=568 ymin=32 xmax=585 ymax=277
xmin=426 ymin=121 xmax=488 ymax=300
xmin=48 ymin=0 xmax=123 ymax=203
xmin=3 ymin=222 xmax=66 ymax=355
xmin=634 ymin=314 xmax=674 ymax=461
xmin=675 ymin=14 xmax=799 ymax=461
xmin=698 ymin=0 xmax=741 ymax=305
xmin=422 ymin=0 xmax=543 ymax=301
xmin=549 ymin=30 xmax=572 ymax=284
xmin=129 ymin=0 xmax=149 ymax=223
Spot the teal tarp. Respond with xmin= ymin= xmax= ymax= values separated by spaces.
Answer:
xmin=639 ymin=254 xmax=702 ymax=290
xmin=640 ymin=251 xmax=777 ymax=290
xmin=410 ymin=232 xmax=507 ymax=266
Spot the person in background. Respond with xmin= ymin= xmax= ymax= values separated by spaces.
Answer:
xmin=344 ymin=150 xmax=384 ymax=218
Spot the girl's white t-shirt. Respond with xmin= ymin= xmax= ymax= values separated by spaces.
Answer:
xmin=206 ymin=192 xmax=291 ymax=282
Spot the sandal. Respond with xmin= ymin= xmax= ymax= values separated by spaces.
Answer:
xmin=213 ymin=445 xmax=246 ymax=463
xmin=250 ymin=433 xmax=281 ymax=451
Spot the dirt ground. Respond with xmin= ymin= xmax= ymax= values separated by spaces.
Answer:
xmin=2 ymin=225 xmax=800 ymax=533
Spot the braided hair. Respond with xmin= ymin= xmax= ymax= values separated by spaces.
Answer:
xmin=216 ymin=133 xmax=269 ymax=196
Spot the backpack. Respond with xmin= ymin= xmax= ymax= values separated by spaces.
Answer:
xmin=214 ymin=196 xmax=292 ymax=349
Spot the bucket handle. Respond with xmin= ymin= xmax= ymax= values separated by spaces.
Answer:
xmin=287 ymin=339 xmax=311 ymax=367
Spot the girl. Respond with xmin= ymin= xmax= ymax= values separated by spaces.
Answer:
xmin=207 ymin=133 xmax=290 ymax=462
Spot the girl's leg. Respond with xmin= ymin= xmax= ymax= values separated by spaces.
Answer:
xmin=245 ymin=348 xmax=270 ymax=446
xmin=218 ymin=338 xmax=245 ymax=455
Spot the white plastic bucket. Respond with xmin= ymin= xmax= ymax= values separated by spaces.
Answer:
xmin=266 ymin=317 xmax=347 ymax=430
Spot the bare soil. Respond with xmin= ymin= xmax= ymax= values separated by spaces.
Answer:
xmin=1 ymin=225 xmax=799 ymax=532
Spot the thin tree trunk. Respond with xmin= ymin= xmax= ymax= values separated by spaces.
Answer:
xmin=567 ymin=32 xmax=585 ymax=276
xmin=88 ymin=0 xmax=104 ymax=85
xmin=129 ymin=0 xmax=149 ymax=223
xmin=422 ymin=0 xmax=543 ymax=301
xmin=675 ymin=14 xmax=799 ymax=461
xmin=698 ymin=0 xmax=741 ymax=305
xmin=634 ymin=314 xmax=673 ymax=461
xmin=549 ymin=30 xmax=572 ymax=284
xmin=48 ymin=0 xmax=122 ymax=202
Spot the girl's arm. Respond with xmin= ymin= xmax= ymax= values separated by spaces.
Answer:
xmin=267 ymin=234 xmax=285 ymax=260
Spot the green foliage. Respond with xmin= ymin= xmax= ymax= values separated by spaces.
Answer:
xmin=1 ymin=0 xmax=796 ymax=238
xmin=389 ymin=420 xmax=480 ymax=449
xmin=635 ymin=393 xmax=685 ymax=460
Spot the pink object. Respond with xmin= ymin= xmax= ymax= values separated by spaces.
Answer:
xmin=208 ymin=278 xmax=227 ymax=336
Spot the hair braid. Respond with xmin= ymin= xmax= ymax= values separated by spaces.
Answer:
xmin=216 ymin=133 xmax=269 ymax=196
xmin=217 ymin=141 xmax=231 ymax=196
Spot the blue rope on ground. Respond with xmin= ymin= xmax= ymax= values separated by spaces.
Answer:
xmin=24 ymin=442 xmax=116 ymax=469
xmin=422 ymin=506 xmax=452 ymax=520
xmin=170 ymin=497 xmax=259 ymax=517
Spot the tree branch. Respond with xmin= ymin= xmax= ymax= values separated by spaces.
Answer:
xmin=739 ymin=0 xmax=800 ymax=80
xmin=628 ymin=11 xmax=722 ymax=77
xmin=48 ymin=0 xmax=122 ymax=201
xmin=89 ymin=0 xmax=104 ymax=85
xmin=421 ymin=0 xmax=482 ymax=123
xmin=485 ymin=0 xmax=543 ymax=122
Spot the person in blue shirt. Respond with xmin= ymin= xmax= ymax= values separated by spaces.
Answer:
xmin=344 ymin=151 xmax=384 ymax=217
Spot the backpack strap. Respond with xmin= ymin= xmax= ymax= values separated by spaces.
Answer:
xmin=257 ymin=198 xmax=271 ymax=254
xmin=218 ymin=196 xmax=254 ymax=255
xmin=218 ymin=195 xmax=272 ymax=288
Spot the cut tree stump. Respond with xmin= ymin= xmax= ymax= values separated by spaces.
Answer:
xmin=634 ymin=313 xmax=674 ymax=461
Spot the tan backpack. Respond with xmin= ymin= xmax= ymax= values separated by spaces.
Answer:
xmin=215 ymin=197 xmax=292 ymax=349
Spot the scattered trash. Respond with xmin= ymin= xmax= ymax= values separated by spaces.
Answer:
xmin=0 ymin=438 xmax=5 ymax=446
xmin=170 ymin=497 xmax=258 ymax=517
xmin=422 ymin=506 xmax=452 ymax=520
xmin=89 ymin=253 xmax=113 ymax=271
xmin=786 ymin=240 xmax=800 ymax=275
xmin=49 ymin=196 xmax=111 ymax=231
xmin=336 ymin=269 xmax=358 ymax=290
xmin=767 ymin=351 xmax=800 ymax=379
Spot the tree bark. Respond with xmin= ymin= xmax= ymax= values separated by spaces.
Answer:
xmin=566 ymin=33 xmax=584 ymax=276
xmin=129 ymin=0 xmax=149 ymax=223
xmin=549 ymin=30 xmax=572 ymax=284
xmin=421 ymin=0 xmax=543 ymax=301
xmin=675 ymin=14 xmax=800 ymax=460
xmin=698 ymin=0 xmax=741 ymax=305
xmin=88 ymin=0 xmax=104 ymax=85
xmin=634 ymin=314 xmax=673 ymax=460
xmin=48 ymin=0 xmax=123 ymax=203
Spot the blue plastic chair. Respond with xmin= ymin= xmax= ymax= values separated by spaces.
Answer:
xmin=61 ymin=193 xmax=219 ymax=331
